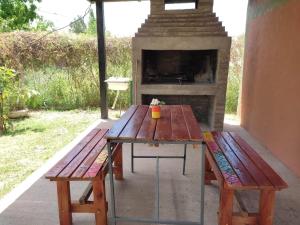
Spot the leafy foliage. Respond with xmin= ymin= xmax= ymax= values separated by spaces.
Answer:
xmin=0 ymin=0 xmax=41 ymax=32
xmin=0 ymin=67 xmax=16 ymax=132
xmin=86 ymin=10 xmax=97 ymax=35
xmin=0 ymin=32 xmax=132 ymax=111
xmin=225 ymin=35 xmax=245 ymax=114
xmin=69 ymin=16 xmax=87 ymax=34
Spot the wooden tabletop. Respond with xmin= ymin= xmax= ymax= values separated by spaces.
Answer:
xmin=106 ymin=105 xmax=203 ymax=143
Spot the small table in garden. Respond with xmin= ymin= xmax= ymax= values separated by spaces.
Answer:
xmin=105 ymin=104 xmax=206 ymax=225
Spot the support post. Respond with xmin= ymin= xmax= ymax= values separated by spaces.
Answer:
xmin=259 ymin=190 xmax=275 ymax=225
xmin=56 ymin=181 xmax=72 ymax=225
xmin=96 ymin=0 xmax=108 ymax=119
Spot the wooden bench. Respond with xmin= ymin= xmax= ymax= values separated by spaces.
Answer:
xmin=45 ymin=127 xmax=123 ymax=225
xmin=203 ymin=131 xmax=288 ymax=225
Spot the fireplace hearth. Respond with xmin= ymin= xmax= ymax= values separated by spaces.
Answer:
xmin=132 ymin=0 xmax=231 ymax=130
xmin=142 ymin=50 xmax=217 ymax=84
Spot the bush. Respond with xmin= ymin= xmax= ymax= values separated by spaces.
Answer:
xmin=0 ymin=32 xmax=132 ymax=110
xmin=225 ymin=35 xmax=245 ymax=114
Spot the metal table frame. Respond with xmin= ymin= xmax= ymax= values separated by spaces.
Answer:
xmin=131 ymin=143 xmax=188 ymax=175
xmin=106 ymin=139 xmax=206 ymax=225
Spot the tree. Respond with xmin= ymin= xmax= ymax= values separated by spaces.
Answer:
xmin=86 ymin=10 xmax=96 ymax=35
xmin=0 ymin=0 xmax=41 ymax=32
xmin=31 ymin=16 xmax=54 ymax=32
xmin=69 ymin=16 xmax=87 ymax=34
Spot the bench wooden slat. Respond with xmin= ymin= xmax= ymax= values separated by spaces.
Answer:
xmin=136 ymin=107 xmax=157 ymax=141
xmin=45 ymin=128 xmax=101 ymax=179
xmin=119 ymin=105 xmax=149 ymax=139
xmin=171 ymin=105 xmax=190 ymax=141
xmin=71 ymin=131 xmax=109 ymax=178
xmin=221 ymin=132 xmax=273 ymax=188
xmin=58 ymin=129 xmax=108 ymax=178
xmin=181 ymin=105 xmax=202 ymax=141
xmin=229 ymin=132 xmax=288 ymax=190
xmin=83 ymin=143 xmax=122 ymax=179
xmin=203 ymin=132 xmax=242 ymax=187
xmin=212 ymin=132 xmax=257 ymax=187
xmin=106 ymin=105 xmax=138 ymax=140
xmin=154 ymin=106 xmax=172 ymax=141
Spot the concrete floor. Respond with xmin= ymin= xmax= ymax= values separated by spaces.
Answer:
xmin=0 ymin=121 xmax=299 ymax=225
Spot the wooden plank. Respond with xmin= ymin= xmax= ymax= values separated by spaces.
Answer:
xmin=106 ymin=105 xmax=138 ymax=139
xmin=181 ymin=105 xmax=202 ymax=141
xmin=221 ymin=132 xmax=272 ymax=188
xmin=118 ymin=105 xmax=149 ymax=139
xmin=232 ymin=213 xmax=258 ymax=225
xmin=71 ymin=202 xmax=95 ymax=213
xmin=79 ymin=182 xmax=93 ymax=204
xmin=93 ymin=179 xmax=107 ymax=225
xmin=229 ymin=132 xmax=288 ymax=189
xmin=212 ymin=131 xmax=257 ymax=187
xmin=58 ymin=129 xmax=108 ymax=178
xmin=71 ymin=130 xmax=108 ymax=178
xmin=136 ymin=107 xmax=157 ymax=141
xmin=45 ymin=128 xmax=101 ymax=179
xmin=259 ymin=190 xmax=275 ymax=225
xmin=203 ymin=132 xmax=241 ymax=187
xmin=83 ymin=143 xmax=121 ymax=179
xmin=154 ymin=106 xmax=172 ymax=141
xmin=170 ymin=105 xmax=190 ymax=141
xmin=219 ymin=188 xmax=234 ymax=225
xmin=57 ymin=181 xmax=72 ymax=225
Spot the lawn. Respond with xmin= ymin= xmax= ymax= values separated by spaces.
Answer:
xmin=0 ymin=110 xmax=100 ymax=198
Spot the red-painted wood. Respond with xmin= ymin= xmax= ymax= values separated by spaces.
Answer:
xmin=58 ymin=129 xmax=108 ymax=178
xmin=83 ymin=143 xmax=122 ymax=179
xmin=154 ymin=106 xmax=172 ymax=141
xmin=181 ymin=105 xmax=202 ymax=141
xmin=170 ymin=105 xmax=190 ymax=140
xmin=212 ymin=131 xmax=257 ymax=187
xmin=118 ymin=105 xmax=149 ymax=139
xmin=136 ymin=107 xmax=157 ymax=140
xmin=221 ymin=132 xmax=272 ymax=188
xmin=229 ymin=132 xmax=288 ymax=190
xmin=106 ymin=105 xmax=138 ymax=140
xmin=71 ymin=131 xmax=108 ymax=178
xmin=45 ymin=128 xmax=102 ymax=179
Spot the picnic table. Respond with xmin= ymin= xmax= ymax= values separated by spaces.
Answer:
xmin=105 ymin=104 xmax=205 ymax=225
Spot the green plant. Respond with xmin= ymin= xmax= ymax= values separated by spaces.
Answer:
xmin=0 ymin=66 xmax=16 ymax=132
xmin=225 ymin=35 xmax=245 ymax=114
xmin=0 ymin=0 xmax=41 ymax=32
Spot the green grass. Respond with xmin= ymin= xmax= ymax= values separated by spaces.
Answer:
xmin=0 ymin=110 xmax=100 ymax=198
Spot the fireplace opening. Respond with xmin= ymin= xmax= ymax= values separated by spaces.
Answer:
xmin=142 ymin=50 xmax=218 ymax=85
xmin=142 ymin=94 xmax=214 ymax=126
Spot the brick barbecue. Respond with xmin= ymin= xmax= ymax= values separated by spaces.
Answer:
xmin=132 ymin=0 xmax=231 ymax=130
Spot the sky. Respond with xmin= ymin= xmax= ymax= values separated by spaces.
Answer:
xmin=38 ymin=0 xmax=248 ymax=37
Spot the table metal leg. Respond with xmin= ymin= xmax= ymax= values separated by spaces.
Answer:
xmin=155 ymin=156 xmax=160 ymax=220
xmin=107 ymin=142 xmax=116 ymax=225
xmin=131 ymin=143 xmax=134 ymax=173
xmin=183 ymin=144 xmax=187 ymax=175
xmin=200 ymin=142 xmax=206 ymax=225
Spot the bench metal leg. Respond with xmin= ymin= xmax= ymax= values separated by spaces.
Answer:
xmin=219 ymin=188 xmax=234 ymax=225
xmin=56 ymin=181 xmax=72 ymax=225
xmin=259 ymin=190 xmax=275 ymax=225
xmin=93 ymin=179 xmax=107 ymax=225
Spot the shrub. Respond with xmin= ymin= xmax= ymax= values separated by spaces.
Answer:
xmin=225 ymin=35 xmax=245 ymax=114
xmin=0 ymin=32 xmax=132 ymax=110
